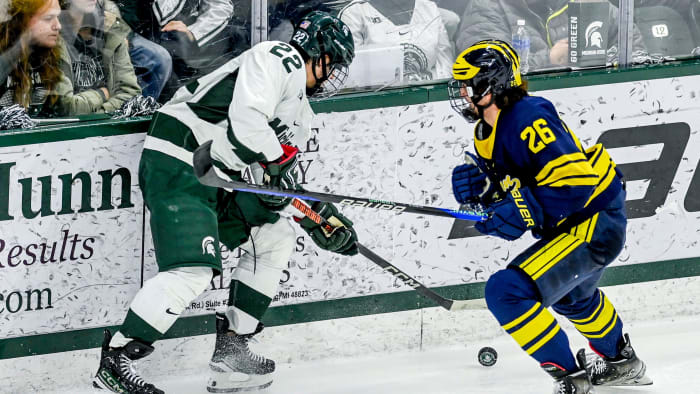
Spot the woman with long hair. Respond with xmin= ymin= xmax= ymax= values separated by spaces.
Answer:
xmin=0 ymin=0 xmax=63 ymax=115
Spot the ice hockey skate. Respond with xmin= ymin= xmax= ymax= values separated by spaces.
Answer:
xmin=92 ymin=329 xmax=164 ymax=394
xmin=543 ymin=349 xmax=593 ymax=394
xmin=207 ymin=313 xmax=275 ymax=393
xmin=587 ymin=333 xmax=653 ymax=386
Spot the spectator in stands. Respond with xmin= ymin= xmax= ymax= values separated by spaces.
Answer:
xmin=55 ymin=0 xmax=140 ymax=115
xmin=116 ymin=0 xmax=239 ymax=101
xmin=456 ymin=0 xmax=647 ymax=71
xmin=112 ymin=0 xmax=172 ymax=100
xmin=339 ymin=0 xmax=454 ymax=82
xmin=0 ymin=0 xmax=63 ymax=116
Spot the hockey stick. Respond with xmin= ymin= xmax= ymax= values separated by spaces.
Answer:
xmin=192 ymin=142 xmax=486 ymax=311
xmin=192 ymin=141 xmax=486 ymax=222
xmin=290 ymin=198 xmax=486 ymax=311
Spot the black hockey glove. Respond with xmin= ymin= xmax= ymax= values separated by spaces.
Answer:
xmin=297 ymin=202 xmax=358 ymax=256
xmin=258 ymin=144 xmax=300 ymax=210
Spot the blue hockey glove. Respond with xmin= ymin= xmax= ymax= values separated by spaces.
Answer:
xmin=452 ymin=152 xmax=488 ymax=204
xmin=475 ymin=187 xmax=544 ymax=241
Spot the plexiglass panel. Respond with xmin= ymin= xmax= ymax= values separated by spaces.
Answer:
xmin=1 ymin=0 xmax=699 ymax=132
xmin=0 ymin=0 xmax=252 ymax=129
xmin=633 ymin=0 xmax=700 ymax=60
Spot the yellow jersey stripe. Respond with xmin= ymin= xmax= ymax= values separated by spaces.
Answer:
xmin=511 ymin=308 xmax=556 ymax=347
xmin=519 ymin=233 xmax=568 ymax=271
xmin=585 ymin=213 xmax=599 ymax=243
xmin=526 ymin=324 xmax=561 ymax=355
xmin=474 ymin=111 xmax=501 ymax=160
xmin=535 ymin=152 xmax=590 ymax=183
xmin=582 ymin=312 xmax=619 ymax=339
xmin=544 ymin=175 xmax=600 ymax=187
xmin=585 ymin=162 xmax=616 ymax=207
xmin=574 ymin=295 xmax=616 ymax=334
xmin=570 ymin=291 xmax=604 ymax=324
xmin=520 ymin=235 xmax=580 ymax=277
xmin=503 ymin=302 xmax=542 ymax=331
xmin=561 ymin=120 xmax=584 ymax=151
xmin=531 ymin=237 xmax=583 ymax=280
xmin=570 ymin=218 xmax=587 ymax=239
xmin=588 ymin=144 xmax=605 ymax=168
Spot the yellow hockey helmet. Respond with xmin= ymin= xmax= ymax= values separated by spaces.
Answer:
xmin=448 ymin=40 xmax=523 ymax=121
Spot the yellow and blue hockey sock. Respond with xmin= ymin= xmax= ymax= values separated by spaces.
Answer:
xmin=485 ymin=267 xmax=578 ymax=372
xmin=553 ymin=289 xmax=624 ymax=359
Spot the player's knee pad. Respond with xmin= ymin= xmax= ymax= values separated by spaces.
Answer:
xmin=485 ymin=267 xmax=539 ymax=309
xmin=240 ymin=219 xmax=296 ymax=271
xmin=130 ymin=266 xmax=214 ymax=333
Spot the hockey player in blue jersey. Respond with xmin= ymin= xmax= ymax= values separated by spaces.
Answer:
xmin=448 ymin=40 xmax=652 ymax=394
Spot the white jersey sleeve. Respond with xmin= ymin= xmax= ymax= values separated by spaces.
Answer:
xmin=188 ymin=0 xmax=234 ymax=46
xmin=208 ymin=41 xmax=307 ymax=171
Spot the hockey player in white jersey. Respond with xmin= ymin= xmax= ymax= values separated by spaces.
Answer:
xmin=92 ymin=11 xmax=356 ymax=394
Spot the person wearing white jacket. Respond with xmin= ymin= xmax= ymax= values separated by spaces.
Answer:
xmin=117 ymin=0 xmax=237 ymax=101
xmin=339 ymin=0 xmax=454 ymax=82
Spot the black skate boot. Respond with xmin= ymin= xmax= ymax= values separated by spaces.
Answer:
xmin=543 ymin=349 xmax=593 ymax=394
xmin=207 ymin=313 xmax=275 ymax=393
xmin=587 ymin=333 xmax=653 ymax=386
xmin=92 ymin=329 xmax=164 ymax=394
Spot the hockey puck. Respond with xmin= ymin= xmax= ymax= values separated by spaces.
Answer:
xmin=478 ymin=346 xmax=497 ymax=367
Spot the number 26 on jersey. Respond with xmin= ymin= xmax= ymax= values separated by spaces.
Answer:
xmin=521 ymin=118 xmax=556 ymax=154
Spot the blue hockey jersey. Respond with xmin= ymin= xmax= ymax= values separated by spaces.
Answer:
xmin=473 ymin=95 xmax=623 ymax=233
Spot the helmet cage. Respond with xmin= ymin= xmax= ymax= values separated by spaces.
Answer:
xmin=448 ymin=78 xmax=492 ymax=122
xmin=315 ymin=63 xmax=349 ymax=98
xmin=308 ymin=37 xmax=351 ymax=98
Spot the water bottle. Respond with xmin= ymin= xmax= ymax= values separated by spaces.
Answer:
xmin=512 ymin=19 xmax=530 ymax=74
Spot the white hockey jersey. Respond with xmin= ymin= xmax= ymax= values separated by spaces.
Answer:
xmin=339 ymin=0 xmax=454 ymax=80
xmin=143 ymin=40 xmax=314 ymax=174
xmin=152 ymin=0 xmax=233 ymax=46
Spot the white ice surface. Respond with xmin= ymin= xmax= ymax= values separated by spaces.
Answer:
xmin=47 ymin=315 xmax=700 ymax=394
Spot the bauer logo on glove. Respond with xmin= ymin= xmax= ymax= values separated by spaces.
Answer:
xmin=475 ymin=186 xmax=544 ymax=241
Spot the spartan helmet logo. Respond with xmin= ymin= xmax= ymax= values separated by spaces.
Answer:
xmin=201 ymin=236 xmax=216 ymax=257
xmin=585 ymin=21 xmax=604 ymax=48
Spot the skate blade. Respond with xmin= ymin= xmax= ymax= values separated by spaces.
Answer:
xmin=615 ymin=374 xmax=654 ymax=386
xmin=596 ymin=374 xmax=653 ymax=387
xmin=207 ymin=370 xmax=273 ymax=393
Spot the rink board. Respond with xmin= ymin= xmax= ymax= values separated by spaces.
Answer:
xmin=1 ymin=71 xmax=700 ymax=359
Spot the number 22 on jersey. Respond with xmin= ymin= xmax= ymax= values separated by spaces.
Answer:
xmin=521 ymin=118 xmax=556 ymax=154
xmin=269 ymin=43 xmax=303 ymax=74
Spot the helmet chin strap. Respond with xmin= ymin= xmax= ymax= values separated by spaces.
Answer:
xmin=307 ymin=57 xmax=329 ymax=96
xmin=307 ymin=39 xmax=330 ymax=96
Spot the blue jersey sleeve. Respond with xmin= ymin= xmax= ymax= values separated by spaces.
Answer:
xmin=506 ymin=98 xmax=598 ymax=226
